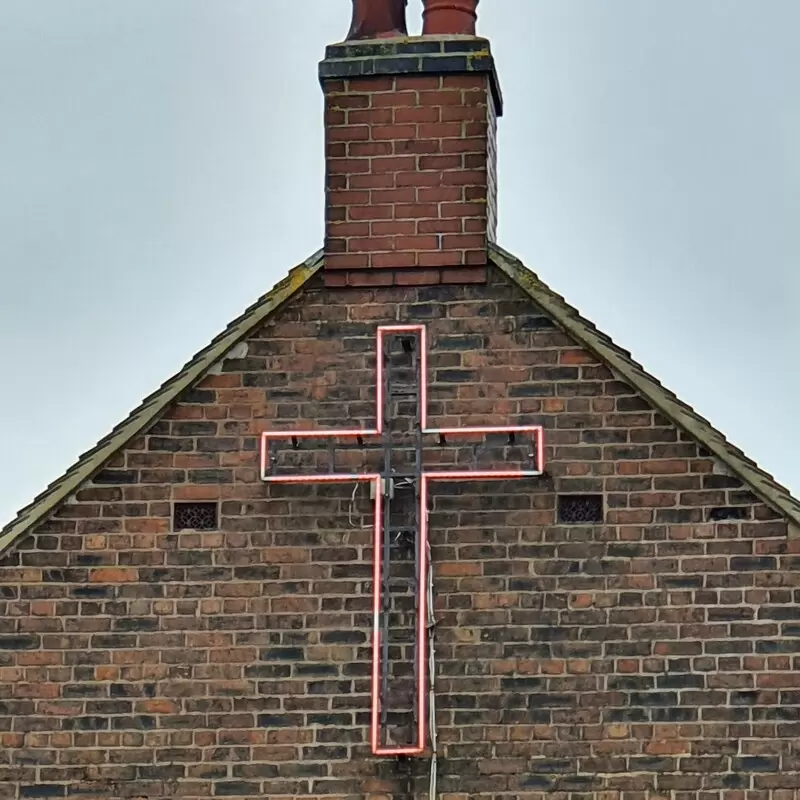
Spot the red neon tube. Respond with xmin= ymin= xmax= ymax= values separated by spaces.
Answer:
xmin=259 ymin=324 xmax=546 ymax=759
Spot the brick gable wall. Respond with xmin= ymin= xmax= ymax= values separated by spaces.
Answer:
xmin=0 ymin=268 xmax=797 ymax=800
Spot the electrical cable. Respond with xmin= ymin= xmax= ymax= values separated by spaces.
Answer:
xmin=349 ymin=483 xmax=367 ymax=529
xmin=426 ymin=529 xmax=438 ymax=800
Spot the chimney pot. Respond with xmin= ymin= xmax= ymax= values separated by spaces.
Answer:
xmin=347 ymin=0 xmax=409 ymax=41
xmin=422 ymin=0 xmax=480 ymax=36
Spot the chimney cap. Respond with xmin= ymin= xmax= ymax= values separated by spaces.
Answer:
xmin=320 ymin=37 xmax=503 ymax=116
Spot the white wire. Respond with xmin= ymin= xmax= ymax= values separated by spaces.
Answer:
xmin=348 ymin=483 xmax=367 ymax=529
xmin=426 ymin=524 xmax=438 ymax=800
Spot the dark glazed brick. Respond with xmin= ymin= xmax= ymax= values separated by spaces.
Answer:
xmin=259 ymin=648 xmax=305 ymax=662
xmin=112 ymin=618 xmax=158 ymax=632
xmin=257 ymin=714 xmax=299 ymax=728
xmin=147 ymin=437 xmax=194 ymax=452
xmin=320 ymin=630 xmax=367 ymax=645
xmin=183 ymin=389 xmax=215 ymax=404
xmin=556 ymin=775 xmax=602 ymax=791
xmin=421 ymin=55 xmax=472 ymax=72
xmin=0 ymin=635 xmax=40 ymax=650
xmin=214 ymin=783 xmax=261 ymax=796
xmin=295 ymin=663 xmax=339 ymax=677
xmin=734 ymin=756 xmax=779 ymax=772
xmin=20 ymin=787 xmax=67 ymax=799
xmin=443 ymin=39 xmax=489 ymax=54
xmin=709 ymin=506 xmax=749 ymax=521
xmin=63 ymin=684 xmax=106 ymax=699
xmin=325 ymin=40 xmax=442 ymax=60
xmin=172 ymin=422 xmax=219 ymax=436
xmin=731 ymin=556 xmax=776 ymax=571
xmin=93 ymin=470 xmax=137 ymax=484
xmin=92 ymin=634 xmax=137 ymax=649
xmin=373 ymin=56 xmax=422 ymax=74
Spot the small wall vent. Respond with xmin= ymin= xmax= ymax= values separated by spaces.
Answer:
xmin=557 ymin=494 xmax=604 ymax=524
xmin=173 ymin=502 xmax=219 ymax=531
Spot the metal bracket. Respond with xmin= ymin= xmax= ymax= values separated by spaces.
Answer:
xmin=370 ymin=477 xmax=395 ymax=499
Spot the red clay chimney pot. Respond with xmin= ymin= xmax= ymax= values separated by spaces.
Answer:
xmin=422 ymin=0 xmax=480 ymax=36
xmin=347 ymin=0 xmax=409 ymax=41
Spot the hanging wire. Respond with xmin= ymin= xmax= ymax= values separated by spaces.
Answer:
xmin=348 ymin=483 xmax=367 ymax=529
xmin=426 ymin=528 xmax=438 ymax=800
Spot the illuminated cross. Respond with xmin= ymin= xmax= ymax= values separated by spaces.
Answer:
xmin=260 ymin=324 xmax=544 ymax=757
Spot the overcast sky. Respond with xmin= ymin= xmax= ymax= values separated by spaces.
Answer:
xmin=1 ymin=1 xmax=798 ymax=525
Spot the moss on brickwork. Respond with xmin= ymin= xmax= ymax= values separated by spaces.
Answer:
xmin=3 ymin=244 xmax=797 ymax=556
xmin=0 ymin=250 xmax=323 ymax=554
xmin=490 ymin=243 xmax=800 ymax=532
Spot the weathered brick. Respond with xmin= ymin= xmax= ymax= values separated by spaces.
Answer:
xmin=0 ymin=256 xmax=794 ymax=800
xmin=322 ymin=68 xmax=496 ymax=284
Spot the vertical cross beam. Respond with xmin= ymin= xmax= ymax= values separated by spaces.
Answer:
xmin=260 ymin=325 xmax=544 ymax=757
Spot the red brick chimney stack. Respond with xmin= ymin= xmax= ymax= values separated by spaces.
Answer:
xmin=319 ymin=2 xmax=502 ymax=288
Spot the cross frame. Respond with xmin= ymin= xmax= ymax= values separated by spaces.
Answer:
xmin=259 ymin=324 xmax=544 ymax=757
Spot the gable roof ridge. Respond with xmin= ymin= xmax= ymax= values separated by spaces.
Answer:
xmin=489 ymin=242 xmax=800 ymax=532
xmin=4 ymin=244 xmax=797 ymax=554
xmin=0 ymin=250 xmax=323 ymax=555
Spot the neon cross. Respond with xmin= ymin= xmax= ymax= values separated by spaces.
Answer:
xmin=259 ymin=324 xmax=544 ymax=757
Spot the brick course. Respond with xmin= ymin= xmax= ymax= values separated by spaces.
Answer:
xmin=1 ymin=268 xmax=797 ymax=799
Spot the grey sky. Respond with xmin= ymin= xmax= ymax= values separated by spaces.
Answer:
xmin=1 ymin=1 xmax=798 ymax=525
